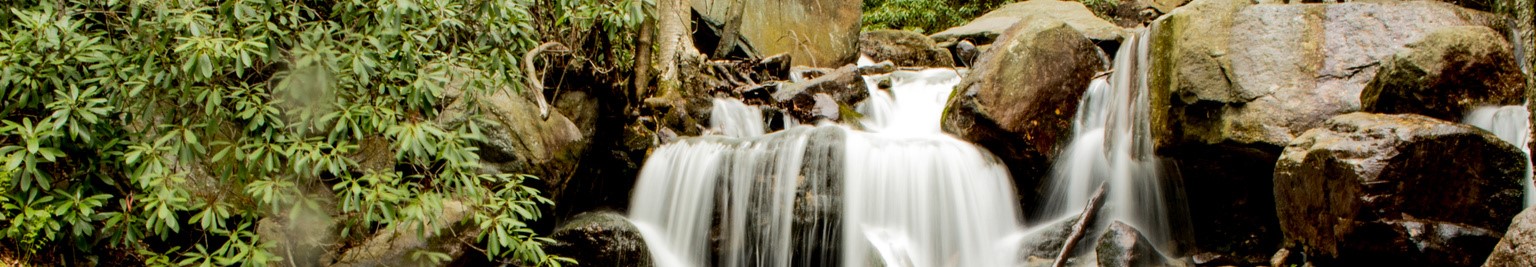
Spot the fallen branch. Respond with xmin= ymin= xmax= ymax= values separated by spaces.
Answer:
xmin=1053 ymin=182 xmax=1108 ymax=267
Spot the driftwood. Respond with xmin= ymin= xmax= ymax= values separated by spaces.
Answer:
xmin=1053 ymin=182 xmax=1109 ymax=267
xmin=523 ymin=42 xmax=571 ymax=120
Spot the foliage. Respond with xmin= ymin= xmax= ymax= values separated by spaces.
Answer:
xmin=0 ymin=0 xmax=639 ymax=265
xmin=861 ymin=0 xmax=1014 ymax=33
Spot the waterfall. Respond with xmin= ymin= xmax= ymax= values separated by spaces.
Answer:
xmin=1038 ymin=28 xmax=1175 ymax=248
xmin=630 ymin=64 xmax=1024 ymax=267
xmin=1465 ymin=105 xmax=1533 ymax=207
xmin=710 ymin=98 xmax=766 ymax=138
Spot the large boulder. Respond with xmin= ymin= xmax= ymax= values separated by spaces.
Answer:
xmin=1153 ymin=1 xmax=1502 ymax=148
xmin=941 ymin=17 xmax=1105 ymax=216
xmin=691 ymin=0 xmax=860 ymax=67
xmin=858 ymin=30 xmax=955 ymax=68
xmin=1361 ymin=26 xmax=1526 ymax=122
xmin=1274 ymin=112 xmax=1526 ymax=266
xmin=1483 ymin=207 xmax=1536 ymax=267
xmin=1148 ymin=1 xmax=1501 ymax=262
xmin=547 ymin=212 xmax=652 ymax=267
xmin=438 ymin=81 xmax=588 ymax=201
xmin=930 ymin=0 xmax=1126 ymax=45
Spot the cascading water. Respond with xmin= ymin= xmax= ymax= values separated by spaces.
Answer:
xmin=710 ymin=98 xmax=767 ymax=138
xmin=1037 ymin=28 xmax=1176 ymax=249
xmin=1465 ymin=105 xmax=1534 ymax=207
xmin=629 ymin=66 xmax=1025 ymax=266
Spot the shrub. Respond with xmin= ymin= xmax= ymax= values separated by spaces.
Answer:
xmin=0 ymin=0 xmax=639 ymax=265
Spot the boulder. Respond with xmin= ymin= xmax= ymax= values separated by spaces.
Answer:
xmin=547 ymin=212 xmax=652 ymax=267
xmin=1148 ymin=1 xmax=1502 ymax=262
xmin=438 ymin=80 xmax=588 ymax=201
xmin=1361 ymin=26 xmax=1526 ymax=122
xmin=1483 ymin=207 xmax=1536 ymax=267
xmin=930 ymin=0 xmax=1126 ymax=45
xmin=941 ymin=17 xmax=1104 ymax=216
xmin=690 ymin=0 xmax=860 ymax=67
xmin=774 ymin=65 xmax=869 ymax=122
xmin=1152 ymin=1 xmax=1502 ymax=149
xmin=331 ymin=201 xmax=475 ymax=267
xmin=1097 ymin=221 xmax=1177 ymax=267
xmin=1274 ymin=112 xmax=1526 ymax=266
xmin=859 ymin=30 xmax=954 ymax=68
xmin=1087 ymin=0 xmax=1190 ymax=28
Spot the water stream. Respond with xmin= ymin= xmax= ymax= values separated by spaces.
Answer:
xmin=1037 ymin=28 xmax=1176 ymax=249
xmin=630 ymin=68 xmax=1023 ymax=267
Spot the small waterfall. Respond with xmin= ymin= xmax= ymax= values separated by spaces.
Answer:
xmin=630 ymin=63 xmax=1024 ymax=266
xmin=1465 ymin=105 xmax=1533 ymax=207
xmin=710 ymin=98 xmax=766 ymax=138
xmin=1039 ymin=28 xmax=1175 ymax=248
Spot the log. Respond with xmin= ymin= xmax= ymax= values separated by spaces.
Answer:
xmin=1053 ymin=182 xmax=1108 ymax=267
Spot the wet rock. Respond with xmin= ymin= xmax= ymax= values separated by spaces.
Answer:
xmin=931 ymin=0 xmax=1126 ymax=45
xmin=1361 ymin=26 xmax=1526 ymax=122
xmin=1483 ymin=207 xmax=1536 ymax=267
xmin=1097 ymin=221 xmax=1176 ymax=267
xmin=1274 ymin=112 xmax=1525 ymax=267
xmin=857 ymin=61 xmax=896 ymax=75
xmin=331 ymin=201 xmax=475 ymax=267
xmin=752 ymin=53 xmax=793 ymax=81
xmin=547 ymin=212 xmax=652 ymax=267
xmin=941 ymin=17 xmax=1104 ymax=216
xmin=690 ymin=0 xmax=861 ymax=67
xmin=952 ymin=40 xmax=980 ymax=68
xmin=1148 ymin=1 xmax=1501 ymax=262
xmin=774 ymin=65 xmax=869 ymax=122
xmin=858 ymin=29 xmax=955 ymax=68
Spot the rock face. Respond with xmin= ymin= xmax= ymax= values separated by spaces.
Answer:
xmin=1153 ymin=1 xmax=1499 ymax=149
xmin=547 ymin=212 xmax=652 ymax=267
xmin=1484 ymin=207 xmax=1536 ymax=267
xmin=690 ymin=0 xmax=860 ymax=67
xmin=1148 ymin=1 xmax=1502 ymax=262
xmin=930 ymin=0 xmax=1125 ymax=45
xmin=1274 ymin=112 xmax=1525 ymax=266
xmin=1361 ymin=26 xmax=1526 ymax=122
xmin=941 ymin=18 xmax=1104 ymax=215
xmin=1097 ymin=221 xmax=1175 ymax=267
xmin=858 ymin=30 xmax=955 ymax=68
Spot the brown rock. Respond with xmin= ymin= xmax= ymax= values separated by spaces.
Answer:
xmin=1274 ymin=112 xmax=1525 ymax=266
xmin=941 ymin=17 xmax=1105 ymax=214
xmin=1361 ymin=26 xmax=1526 ymax=122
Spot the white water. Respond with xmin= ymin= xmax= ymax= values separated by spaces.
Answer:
xmin=1037 ymin=28 xmax=1175 ymax=249
xmin=1465 ymin=105 xmax=1534 ymax=207
xmin=710 ymin=98 xmax=766 ymax=138
xmin=631 ymin=63 xmax=1025 ymax=267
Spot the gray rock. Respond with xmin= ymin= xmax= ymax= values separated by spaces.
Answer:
xmin=438 ymin=77 xmax=588 ymax=201
xmin=941 ymin=17 xmax=1104 ymax=215
xmin=547 ymin=212 xmax=652 ymax=267
xmin=690 ymin=0 xmax=861 ymax=67
xmin=774 ymin=65 xmax=869 ymax=122
xmin=1097 ymin=221 xmax=1177 ymax=267
xmin=1274 ymin=112 xmax=1525 ymax=267
xmin=859 ymin=30 xmax=954 ymax=68
xmin=1148 ymin=1 xmax=1502 ymax=263
xmin=1483 ymin=207 xmax=1536 ymax=267
xmin=330 ymin=201 xmax=474 ymax=267
xmin=1361 ymin=26 xmax=1526 ymax=121
xmin=931 ymin=0 xmax=1126 ymax=45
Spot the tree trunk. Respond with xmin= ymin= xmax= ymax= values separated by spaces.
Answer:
xmin=651 ymin=0 xmax=700 ymax=101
